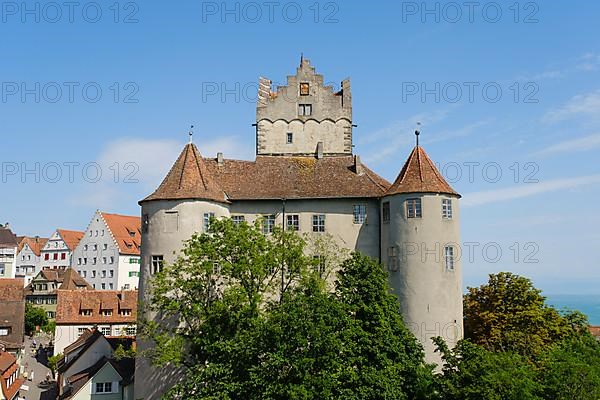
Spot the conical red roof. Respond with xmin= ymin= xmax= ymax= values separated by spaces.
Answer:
xmin=141 ymin=143 xmax=228 ymax=204
xmin=386 ymin=146 xmax=460 ymax=197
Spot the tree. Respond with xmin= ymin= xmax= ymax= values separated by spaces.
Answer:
xmin=113 ymin=343 xmax=137 ymax=360
xmin=463 ymin=272 xmax=584 ymax=357
xmin=47 ymin=353 xmax=62 ymax=380
xmin=537 ymin=334 xmax=600 ymax=400
xmin=433 ymin=338 xmax=541 ymax=400
xmin=25 ymin=303 xmax=48 ymax=335
xmin=141 ymin=218 xmax=430 ymax=399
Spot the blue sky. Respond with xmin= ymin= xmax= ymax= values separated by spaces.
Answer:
xmin=1 ymin=0 xmax=599 ymax=295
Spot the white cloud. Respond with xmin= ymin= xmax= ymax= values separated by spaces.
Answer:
xmin=577 ymin=52 xmax=600 ymax=71
xmin=463 ymin=174 xmax=600 ymax=207
xmin=542 ymin=90 xmax=600 ymax=124
xmin=532 ymin=133 xmax=600 ymax=157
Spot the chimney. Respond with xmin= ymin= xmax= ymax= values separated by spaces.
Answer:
xmin=217 ymin=152 xmax=224 ymax=166
xmin=316 ymin=142 xmax=324 ymax=159
xmin=354 ymin=155 xmax=364 ymax=175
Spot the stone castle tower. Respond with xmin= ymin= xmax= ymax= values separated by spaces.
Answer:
xmin=135 ymin=58 xmax=463 ymax=399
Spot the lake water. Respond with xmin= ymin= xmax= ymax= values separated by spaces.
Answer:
xmin=546 ymin=294 xmax=600 ymax=326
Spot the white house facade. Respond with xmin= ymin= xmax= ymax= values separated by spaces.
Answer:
xmin=72 ymin=211 xmax=141 ymax=291
xmin=15 ymin=236 xmax=48 ymax=286
xmin=40 ymin=229 xmax=84 ymax=271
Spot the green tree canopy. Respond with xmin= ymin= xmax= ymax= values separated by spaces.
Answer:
xmin=463 ymin=272 xmax=586 ymax=357
xmin=141 ymin=218 xmax=430 ymax=400
xmin=25 ymin=302 xmax=48 ymax=335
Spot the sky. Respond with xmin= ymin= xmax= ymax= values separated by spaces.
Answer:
xmin=1 ymin=0 xmax=599 ymax=295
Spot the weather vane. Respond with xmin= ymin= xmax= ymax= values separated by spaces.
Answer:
xmin=415 ymin=122 xmax=421 ymax=146
xmin=189 ymin=125 xmax=194 ymax=144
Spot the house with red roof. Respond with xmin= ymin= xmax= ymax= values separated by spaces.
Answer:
xmin=15 ymin=236 xmax=49 ymax=286
xmin=40 ymin=229 xmax=84 ymax=271
xmin=0 ymin=351 xmax=24 ymax=400
xmin=0 ymin=224 xmax=18 ymax=280
xmin=72 ymin=211 xmax=141 ymax=291
xmin=0 ymin=279 xmax=25 ymax=358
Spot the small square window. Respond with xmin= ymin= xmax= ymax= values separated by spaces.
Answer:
xmin=312 ymin=215 xmax=325 ymax=232
xmin=300 ymin=82 xmax=310 ymax=96
xmin=406 ymin=198 xmax=422 ymax=218
xmin=353 ymin=205 xmax=367 ymax=224
xmin=298 ymin=104 xmax=312 ymax=116
xmin=287 ymin=132 xmax=293 ymax=144
xmin=387 ymin=246 xmax=399 ymax=272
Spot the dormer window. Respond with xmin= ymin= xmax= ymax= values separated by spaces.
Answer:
xmin=120 ymin=309 xmax=132 ymax=316
xmin=298 ymin=104 xmax=312 ymax=116
xmin=287 ymin=132 xmax=293 ymax=144
xmin=80 ymin=309 xmax=92 ymax=316
xmin=101 ymin=309 xmax=113 ymax=316
xmin=300 ymin=82 xmax=310 ymax=96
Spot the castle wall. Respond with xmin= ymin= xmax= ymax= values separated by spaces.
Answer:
xmin=382 ymin=193 xmax=463 ymax=365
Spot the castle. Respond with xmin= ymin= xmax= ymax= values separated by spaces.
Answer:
xmin=135 ymin=58 xmax=463 ymax=399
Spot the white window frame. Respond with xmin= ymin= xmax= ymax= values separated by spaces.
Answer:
xmin=353 ymin=204 xmax=367 ymax=224
xmin=442 ymin=198 xmax=453 ymax=219
xmin=445 ymin=246 xmax=455 ymax=271
xmin=312 ymin=214 xmax=326 ymax=232
xmin=406 ymin=198 xmax=422 ymax=218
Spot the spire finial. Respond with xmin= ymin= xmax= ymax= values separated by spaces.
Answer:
xmin=300 ymin=52 xmax=304 ymax=66
xmin=189 ymin=125 xmax=194 ymax=144
xmin=415 ymin=122 xmax=421 ymax=146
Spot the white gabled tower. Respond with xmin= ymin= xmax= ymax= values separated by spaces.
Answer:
xmin=381 ymin=131 xmax=463 ymax=365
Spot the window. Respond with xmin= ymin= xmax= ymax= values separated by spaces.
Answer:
xmin=103 ymin=243 xmax=108 ymax=250
xmin=101 ymin=309 xmax=112 ymax=316
xmin=120 ymin=309 xmax=132 ymax=316
xmin=95 ymin=382 xmax=113 ymax=394
xmin=93 ymin=257 xmax=97 ymax=265
xmin=387 ymin=247 xmax=399 ymax=272
xmin=102 ymin=257 xmax=107 ymax=264
xmin=78 ymin=258 xmax=82 ymax=265
xmin=0 ymin=327 xmax=10 ymax=336
xmin=445 ymin=246 xmax=455 ymax=271
xmin=89 ymin=231 xmax=92 ymax=237
xmin=82 ymin=271 xmax=87 ymax=278
xmin=286 ymin=215 xmax=299 ymax=231
xmin=382 ymin=202 xmax=390 ymax=223
xmin=109 ymin=270 xmax=114 ymax=278
xmin=101 ymin=270 xmax=106 ymax=278
xmin=95 ymin=230 xmax=98 ymax=237
xmin=53 ymin=253 xmax=58 ymax=260
xmin=80 ymin=309 xmax=92 ymax=316
xmin=101 ymin=229 xmax=105 ymax=236
xmin=232 ymin=215 xmax=245 ymax=225
xmin=262 ymin=215 xmax=275 ymax=234
xmin=129 ymin=271 xmax=139 ymax=277
xmin=142 ymin=213 xmax=149 ymax=233
xmin=313 ymin=255 xmax=326 ymax=274
xmin=125 ymin=326 xmax=136 ymax=335
xmin=47 ymin=311 xmax=55 ymax=319
xmin=0 ymin=266 xmax=4 ymax=276
xmin=286 ymin=132 xmax=293 ymax=144
xmin=45 ymin=253 xmax=49 ymax=261
xmin=84 ymin=245 xmax=88 ymax=251
xmin=101 ymin=283 xmax=106 ymax=290
xmin=110 ymin=257 xmax=114 ymax=264
xmin=300 ymin=82 xmax=310 ymax=95
xmin=442 ymin=199 xmax=453 ymax=219
xmin=312 ymin=215 xmax=326 ymax=232
xmin=203 ymin=212 xmax=215 ymax=232
xmin=123 ymin=284 xmax=130 ymax=290
xmin=406 ymin=198 xmax=422 ymax=218
xmin=78 ymin=327 xmax=87 ymax=336
xmin=152 ymin=255 xmax=164 ymax=274
xmin=109 ymin=283 xmax=114 ymax=289
xmin=353 ymin=205 xmax=367 ymax=224
xmin=298 ymin=103 xmax=312 ymax=116
xmin=83 ymin=258 xmax=87 ymax=265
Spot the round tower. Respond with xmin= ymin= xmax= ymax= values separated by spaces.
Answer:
xmin=381 ymin=131 xmax=462 ymax=366
xmin=135 ymin=140 xmax=230 ymax=400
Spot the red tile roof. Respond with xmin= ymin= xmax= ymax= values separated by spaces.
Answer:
xmin=25 ymin=268 xmax=92 ymax=295
xmin=0 ymin=280 xmax=25 ymax=351
xmin=386 ymin=145 xmax=460 ymax=197
xmin=141 ymin=143 xmax=391 ymax=203
xmin=57 ymin=229 xmax=85 ymax=251
xmin=0 ymin=352 xmax=23 ymax=400
xmin=0 ymin=227 xmax=18 ymax=248
xmin=0 ymin=279 xmax=24 ymax=302
xmin=590 ymin=326 xmax=600 ymax=338
xmin=56 ymin=290 xmax=138 ymax=325
xmin=142 ymin=143 xmax=228 ymax=204
xmin=17 ymin=236 xmax=49 ymax=256
xmin=0 ymin=351 xmax=15 ymax=373
xmin=100 ymin=213 xmax=141 ymax=256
